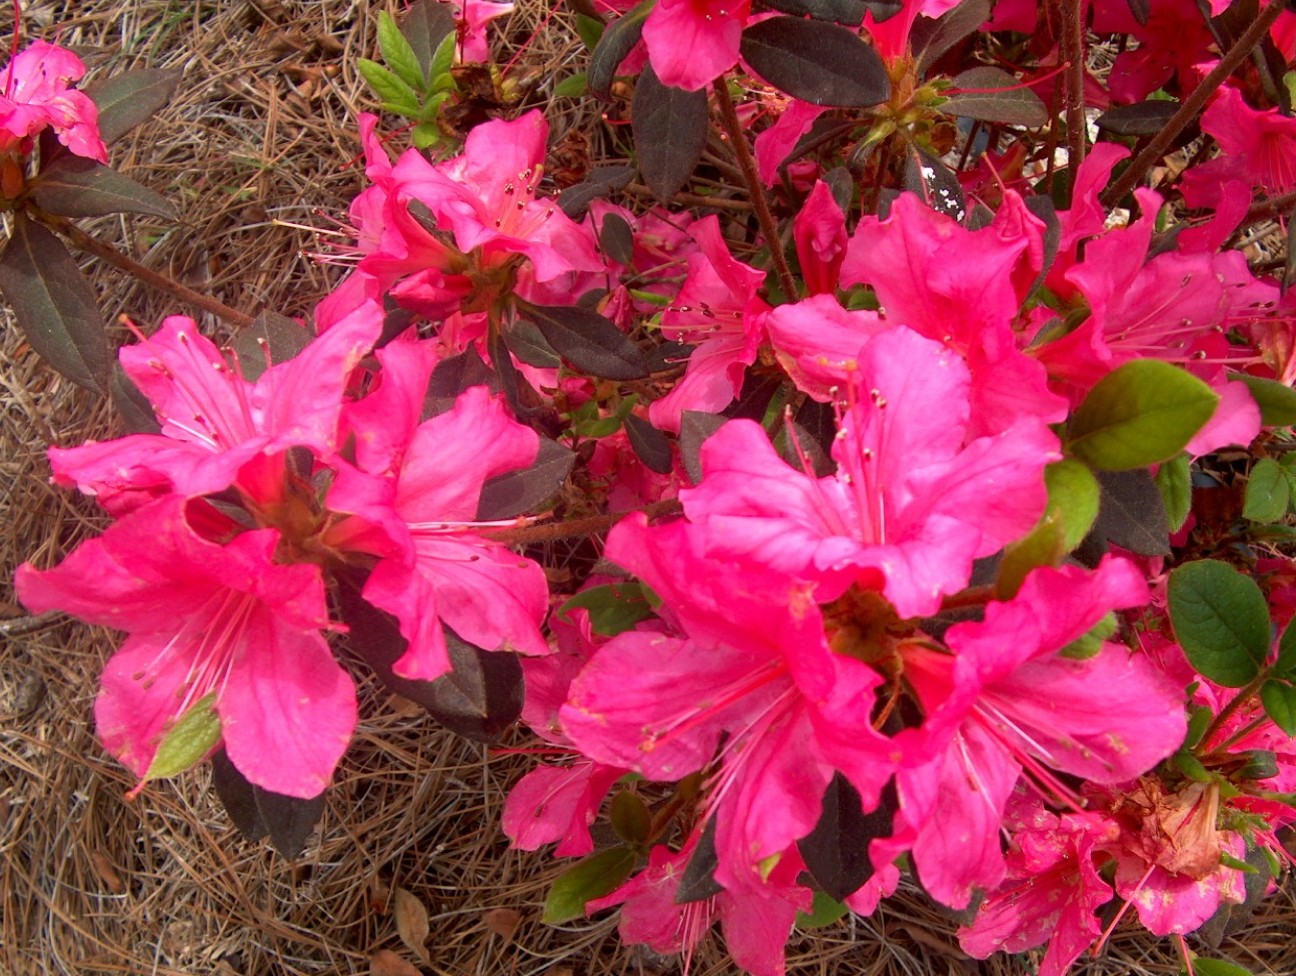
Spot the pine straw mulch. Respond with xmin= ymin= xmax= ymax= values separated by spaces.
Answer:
xmin=2 ymin=2 xmax=1296 ymax=975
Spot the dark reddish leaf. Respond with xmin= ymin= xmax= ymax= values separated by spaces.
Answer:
xmin=588 ymin=0 xmax=653 ymax=100
xmin=757 ymin=0 xmax=871 ymax=25
xmin=110 ymin=364 xmax=161 ymax=434
xmin=910 ymin=0 xmax=992 ymax=76
xmin=739 ymin=17 xmax=888 ymax=107
xmin=675 ymin=818 xmax=724 ymax=903
xmin=903 ymin=149 xmax=966 ymax=221
xmin=799 ymin=775 xmax=895 ymax=901
xmin=211 ymin=748 xmax=268 ymax=843
xmin=29 ymin=156 xmax=176 ymax=218
xmin=944 ymin=67 xmax=1048 ymax=127
xmin=426 ymin=345 xmax=498 ymax=401
xmin=679 ymin=410 xmax=728 ymax=484
xmin=83 ymin=68 xmax=183 ymax=146
xmin=632 ymin=64 xmax=709 ymax=201
xmin=233 ymin=311 xmax=311 ymax=381
xmin=624 ymin=412 xmax=673 ymax=473
xmin=477 ymin=437 xmax=576 ymax=519
xmin=254 ymin=782 xmax=327 ymax=858
xmin=520 ymin=301 xmax=650 ymax=380
xmin=1095 ymin=100 xmax=1181 ymax=137
xmin=0 ymin=214 xmax=110 ymax=393
xmin=558 ymin=164 xmax=637 ymax=218
xmin=1076 ymin=468 xmax=1171 ymax=565
xmin=502 ymin=319 xmax=562 ymax=369
xmin=401 ymin=0 xmax=457 ymax=81
xmin=598 ymin=211 xmax=636 ymax=266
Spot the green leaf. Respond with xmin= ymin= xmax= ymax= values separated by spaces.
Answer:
xmin=1231 ymin=373 xmax=1296 ymax=426
xmin=1058 ymin=612 xmax=1117 ymax=660
xmin=631 ymin=64 xmax=709 ymax=201
xmin=30 ymin=156 xmax=177 ymax=219
xmin=358 ymin=58 xmax=421 ymax=114
xmin=1168 ymin=560 xmax=1271 ymax=687
xmin=144 ymin=693 xmax=221 ymax=781
xmin=1183 ymin=703 xmax=1213 ymax=748
xmin=0 ymin=214 xmax=110 ymax=393
xmin=542 ymin=848 xmax=636 ymax=924
xmin=1276 ymin=618 xmax=1296 ymax=676
xmin=378 ymin=10 xmax=427 ymax=90
xmin=576 ymin=12 xmax=606 ymax=50
xmin=82 ymin=67 xmax=183 ymax=146
xmin=558 ymin=582 xmax=656 ymax=636
xmin=429 ymin=31 xmax=458 ymax=87
xmin=1045 ymin=459 xmax=1101 ymax=549
xmin=1068 ymin=360 xmax=1219 ymax=470
xmin=1243 ymin=457 xmax=1289 ymax=523
xmin=609 ymin=791 xmax=652 ymax=845
xmin=1156 ymin=454 xmax=1192 ymax=532
xmin=739 ymin=16 xmax=889 ymax=107
xmin=944 ymin=66 xmax=1048 ymax=127
xmin=554 ymin=73 xmax=588 ymax=98
xmin=1188 ymin=958 xmax=1254 ymax=976
xmin=1261 ymin=680 xmax=1296 ymax=735
xmin=796 ymin=891 xmax=849 ymax=929
xmin=1173 ymin=750 xmax=1212 ymax=782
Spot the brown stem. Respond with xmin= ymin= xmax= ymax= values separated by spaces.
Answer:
xmin=1243 ymin=188 xmax=1296 ymax=225
xmin=1060 ymin=0 xmax=1087 ymax=169
xmin=1101 ymin=0 xmax=1287 ymax=207
xmin=34 ymin=210 xmax=256 ymax=328
xmin=0 ymin=611 xmax=61 ymax=636
xmin=479 ymin=498 xmax=682 ymax=545
xmin=711 ymin=77 xmax=799 ymax=300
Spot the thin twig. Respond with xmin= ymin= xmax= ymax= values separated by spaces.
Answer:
xmin=1101 ymin=0 xmax=1287 ymax=207
xmin=711 ymin=77 xmax=799 ymax=300
xmin=479 ymin=498 xmax=682 ymax=545
xmin=1060 ymin=0 xmax=1087 ymax=169
xmin=34 ymin=210 xmax=256 ymax=328
xmin=0 ymin=611 xmax=62 ymax=637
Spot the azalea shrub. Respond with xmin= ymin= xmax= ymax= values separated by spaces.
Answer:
xmin=8 ymin=0 xmax=1296 ymax=974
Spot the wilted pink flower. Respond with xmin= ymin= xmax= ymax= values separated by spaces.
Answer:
xmin=15 ymin=497 xmax=356 ymax=799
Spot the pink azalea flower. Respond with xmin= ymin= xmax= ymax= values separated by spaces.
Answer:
xmin=895 ymin=557 xmax=1186 ymax=908
xmin=641 ymin=0 xmax=753 ymax=91
xmin=587 ymin=834 xmax=812 ymax=976
xmin=327 ymin=340 xmax=550 ymax=680
xmin=648 ymin=216 xmax=771 ymax=433
xmin=442 ymin=0 xmax=515 ymax=63
xmin=1181 ymin=84 xmax=1296 ymax=202
xmin=753 ymin=99 xmax=826 ymax=187
xmin=959 ymin=793 xmax=1120 ymax=976
xmin=561 ymin=515 xmax=897 ymax=894
xmin=47 ymin=311 xmax=378 ymax=516
xmin=841 ymin=192 xmax=1067 ymax=436
xmin=15 ymin=497 xmax=356 ymax=799
xmin=793 ymin=181 xmax=847 ymax=296
xmin=681 ymin=327 xmax=1059 ymax=618
xmin=0 ymin=40 xmax=106 ymax=166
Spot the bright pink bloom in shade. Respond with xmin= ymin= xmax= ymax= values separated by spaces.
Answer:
xmin=793 ymin=181 xmax=848 ymax=296
xmin=47 ymin=312 xmax=378 ymax=516
xmin=1182 ymin=85 xmax=1296 ymax=202
xmin=328 ymin=352 xmax=550 ymax=680
xmin=959 ymin=794 xmax=1120 ymax=976
xmin=862 ymin=0 xmax=963 ymax=61
xmin=764 ymin=294 xmax=888 ymax=399
xmin=640 ymin=0 xmax=753 ymax=91
xmin=442 ymin=0 xmax=515 ymax=62
xmin=561 ymin=516 xmax=897 ymax=894
xmin=0 ymin=41 xmax=106 ymax=163
xmin=15 ymin=498 xmax=355 ymax=799
xmin=841 ymin=192 xmax=1067 ymax=436
xmin=1091 ymin=0 xmax=1215 ymax=103
xmin=681 ymin=327 xmax=1059 ymax=619
xmin=587 ymin=836 xmax=812 ymax=976
xmin=754 ymin=100 xmax=826 ymax=187
xmin=895 ymin=558 xmax=1186 ymax=909
xmin=648 ymin=216 xmax=771 ymax=433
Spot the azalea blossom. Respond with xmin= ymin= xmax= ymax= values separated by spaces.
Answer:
xmin=15 ymin=497 xmax=356 ymax=799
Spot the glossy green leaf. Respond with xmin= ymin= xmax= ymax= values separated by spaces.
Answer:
xmin=1156 ymin=454 xmax=1192 ymax=532
xmin=145 ymin=693 xmax=221 ymax=781
xmin=1276 ymin=618 xmax=1296 ymax=676
xmin=1068 ymin=360 xmax=1219 ymax=470
xmin=610 ymin=791 xmax=652 ymax=845
xmin=358 ymin=58 xmax=421 ymax=113
xmin=1243 ymin=457 xmax=1289 ymax=523
xmin=554 ymin=73 xmax=588 ymax=98
xmin=542 ymin=848 xmax=636 ymax=923
xmin=558 ymin=581 xmax=656 ymax=637
xmin=1168 ymin=560 xmax=1271 ymax=687
xmin=796 ymin=891 xmax=849 ymax=929
xmin=1231 ymin=373 xmax=1296 ymax=426
xmin=378 ymin=10 xmax=426 ymax=89
xmin=0 ymin=214 xmax=110 ymax=393
xmin=1261 ymin=680 xmax=1296 ymax=735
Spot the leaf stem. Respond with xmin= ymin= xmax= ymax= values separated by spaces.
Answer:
xmin=33 ymin=209 xmax=255 ymax=328
xmin=711 ymin=77 xmax=799 ymax=300
xmin=1100 ymin=0 xmax=1286 ymax=207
